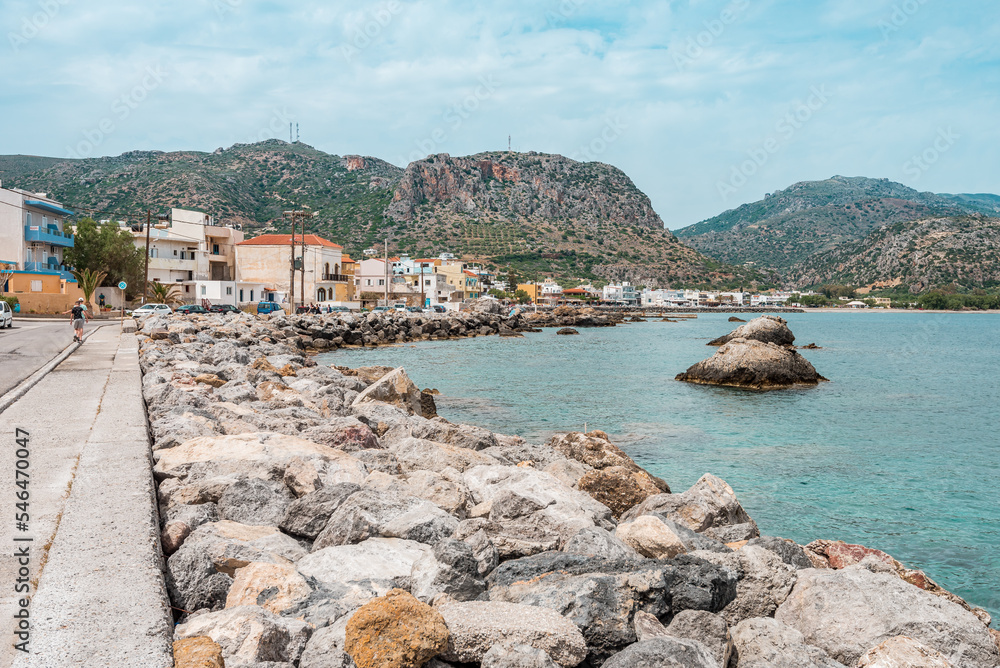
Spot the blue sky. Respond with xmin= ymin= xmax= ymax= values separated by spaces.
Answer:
xmin=2 ymin=0 xmax=998 ymax=227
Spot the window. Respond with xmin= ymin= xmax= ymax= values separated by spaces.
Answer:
xmin=25 ymin=212 xmax=31 ymax=226
xmin=239 ymin=289 xmax=244 ymax=302
xmin=30 ymin=280 xmax=42 ymax=292
xmin=149 ymin=248 xmax=158 ymax=258
xmin=226 ymin=287 xmax=233 ymax=295
xmin=187 ymin=271 xmax=193 ymax=280
xmin=366 ymin=279 xmax=372 ymax=286
xmin=378 ymin=279 xmax=385 ymax=286
xmin=185 ymin=286 xmax=190 ymax=293
xmin=201 ymin=286 xmax=207 ymax=295
xmin=250 ymin=290 xmax=254 ymax=302
xmin=212 ymin=244 xmax=220 ymax=255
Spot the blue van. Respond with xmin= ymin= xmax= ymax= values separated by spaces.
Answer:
xmin=256 ymin=301 xmax=285 ymax=315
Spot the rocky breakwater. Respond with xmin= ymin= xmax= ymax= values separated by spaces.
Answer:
xmin=677 ymin=316 xmax=828 ymax=391
xmin=524 ymin=305 xmax=621 ymax=329
xmin=139 ymin=318 xmax=999 ymax=667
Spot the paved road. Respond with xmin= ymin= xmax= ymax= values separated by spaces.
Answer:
xmin=0 ymin=318 xmax=101 ymax=397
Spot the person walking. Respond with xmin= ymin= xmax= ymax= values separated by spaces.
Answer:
xmin=63 ymin=297 xmax=90 ymax=343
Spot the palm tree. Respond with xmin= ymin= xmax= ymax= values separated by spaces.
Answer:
xmin=147 ymin=281 xmax=183 ymax=306
xmin=71 ymin=268 xmax=108 ymax=313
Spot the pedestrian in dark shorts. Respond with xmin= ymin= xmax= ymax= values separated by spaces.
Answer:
xmin=62 ymin=297 xmax=89 ymax=343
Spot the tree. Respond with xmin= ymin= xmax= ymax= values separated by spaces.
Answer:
xmin=65 ymin=218 xmax=145 ymax=299
xmin=918 ymin=290 xmax=949 ymax=310
xmin=147 ymin=281 xmax=183 ymax=306
xmin=513 ymin=289 xmax=531 ymax=304
xmin=71 ymin=268 xmax=108 ymax=313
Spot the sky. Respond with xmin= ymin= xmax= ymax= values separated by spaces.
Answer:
xmin=2 ymin=0 xmax=998 ymax=228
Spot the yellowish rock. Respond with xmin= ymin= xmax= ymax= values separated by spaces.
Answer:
xmin=345 ymin=588 xmax=449 ymax=668
xmin=615 ymin=515 xmax=687 ymax=559
xmin=225 ymin=562 xmax=312 ymax=614
xmin=173 ymin=636 xmax=225 ymax=668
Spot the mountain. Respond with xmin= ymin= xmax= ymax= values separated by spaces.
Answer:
xmin=3 ymin=142 xmax=762 ymax=288
xmin=674 ymin=176 xmax=991 ymax=274
xmin=791 ymin=214 xmax=1000 ymax=292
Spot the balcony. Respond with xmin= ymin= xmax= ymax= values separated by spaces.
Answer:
xmin=25 ymin=261 xmax=75 ymax=280
xmin=24 ymin=225 xmax=74 ymax=248
xmin=320 ymin=273 xmax=350 ymax=282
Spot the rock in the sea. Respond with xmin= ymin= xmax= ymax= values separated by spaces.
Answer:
xmin=173 ymin=636 xmax=225 ymax=668
xmin=174 ymin=605 xmax=311 ymax=665
xmin=556 ymin=328 xmax=579 ymax=335
xmin=728 ymin=316 xmax=746 ymax=322
xmin=344 ymin=588 xmax=449 ymax=668
xmin=857 ymin=635 xmax=955 ymax=667
xmin=730 ymin=617 xmax=842 ymax=668
xmin=709 ymin=314 xmax=795 ymax=347
xmin=676 ymin=338 xmax=827 ymax=390
xmin=775 ymin=566 xmax=1000 ymax=667
xmin=438 ymin=600 xmax=588 ymax=666
xmin=600 ymin=636 xmax=719 ymax=668
xmin=746 ymin=536 xmax=813 ymax=570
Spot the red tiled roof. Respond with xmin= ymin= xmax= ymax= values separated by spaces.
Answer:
xmin=414 ymin=258 xmax=439 ymax=263
xmin=238 ymin=234 xmax=342 ymax=248
xmin=562 ymin=288 xmax=589 ymax=294
xmin=464 ymin=270 xmax=478 ymax=278
xmin=341 ymin=255 xmax=355 ymax=263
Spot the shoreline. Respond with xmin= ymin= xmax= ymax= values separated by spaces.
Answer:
xmin=136 ymin=311 xmax=1000 ymax=666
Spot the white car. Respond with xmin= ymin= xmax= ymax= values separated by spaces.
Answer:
xmin=0 ymin=301 xmax=12 ymax=328
xmin=132 ymin=303 xmax=173 ymax=318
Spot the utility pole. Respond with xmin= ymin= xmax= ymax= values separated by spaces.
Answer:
xmin=300 ymin=213 xmax=306 ymax=308
xmin=287 ymin=212 xmax=295 ymax=312
xmin=142 ymin=210 xmax=151 ymax=304
xmin=383 ymin=239 xmax=388 ymax=307
xmin=420 ymin=261 xmax=425 ymax=308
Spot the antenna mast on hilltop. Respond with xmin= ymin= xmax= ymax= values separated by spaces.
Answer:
xmin=508 ymin=135 xmax=511 ymax=151
xmin=289 ymin=123 xmax=293 ymax=143
xmin=296 ymin=123 xmax=300 ymax=142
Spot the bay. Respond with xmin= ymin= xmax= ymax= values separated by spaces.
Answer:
xmin=318 ymin=311 xmax=1000 ymax=622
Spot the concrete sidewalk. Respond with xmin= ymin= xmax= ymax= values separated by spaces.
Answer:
xmin=0 ymin=327 xmax=172 ymax=667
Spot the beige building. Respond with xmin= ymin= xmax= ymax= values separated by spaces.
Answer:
xmin=236 ymin=233 xmax=350 ymax=305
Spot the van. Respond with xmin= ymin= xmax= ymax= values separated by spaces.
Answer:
xmin=256 ymin=301 xmax=285 ymax=315
xmin=0 ymin=301 xmax=12 ymax=328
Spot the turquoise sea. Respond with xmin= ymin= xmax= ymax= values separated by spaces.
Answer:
xmin=318 ymin=312 xmax=1000 ymax=623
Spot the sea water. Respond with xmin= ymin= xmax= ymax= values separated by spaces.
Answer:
xmin=319 ymin=312 xmax=1000 ymax=622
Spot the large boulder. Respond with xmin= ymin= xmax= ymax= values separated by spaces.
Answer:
xmin=576 ymin=466 xmax=665 ymax=519
xmin=351 ymin=367 xmax=429 ymax=416
xmin=664 ymin=610 xmax=733 ymax=667
xmin=217 ymin=478 xmax=292 ymax=527
xmin=481 ymin=644 xmax=558 ymax=668
xmin=437 ymin=600 xmax=588 ymax=667
xmin=676 ymin=338 xmax=827 ymax=390
xmin=174 ymin=605 xmax=311 ymax=665
xmin=410 ymin=539 xmax=486 ymax=602
xmin=687 ymin=545 xmax=797 ymax=625
xmin=390 ymin=436 xmax=499 ymax=473
xmin=600 ymin=636 xmax=718 ymax=668
xmin=173 ymin=637 xmax=225 ymax=668
xmin=614 ymin=515 xmax=688 ymax=559
xmin=225 ymin=562 xmax=312 ymax=615
xmin=296 ymin=537 xmax=433 ymax=591
xmin=708 ymin=315 xmax=795 ymax=347
xmin=774 ymin=566 xmax=1000 ymax=667
xmin=344 ymin=588 xmax=449 ymax=668
xmin=621 ymin=474 xmax=757 ymax=542
xmin=314 ymin=487 xmax=458 ymax=548
xmin=280 ymin=482 xmax=360 ymax=539
xmin=485 ymin=552 xmax=738 ymax=661
xmin=730 ymin=617 xmax=841 ymax=668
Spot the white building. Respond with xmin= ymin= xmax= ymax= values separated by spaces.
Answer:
xmin=603 ymin=282 xmax=639 ymax=305
xmin=0 ymin=185 xmax=75 ymax=279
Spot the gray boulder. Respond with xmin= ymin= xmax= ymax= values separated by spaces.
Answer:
xmin=730 ymin=617 xmax=841 ymax=668
xmin=298 ymin=626 xmax=356 ymax=668
xmin=437 ymin=600 xmax=588 ymax=667
xmin=708 ymin=315 xmax=795 ymax=347
xmin=300 ymin=418 xmax=381 ymax=452
xmin=218 ymin=478 xmax=292 ymax=527
xmin=688 ymin=545 xmax=797 ymax=625
xmin=410 ymin=539 xmax=486 ymax=602
xmin=676 ymin=338 xmax=826 ymax=390
xmin=775 ymin=566 xmax=1000 ymax=667
xmin=600 ymin=636 xmax=719 ymax=668
xmin=621 ymin=474 xmax=757 ymax=540
xmin=664 ymin=609 xmax=733 ymax=668
xmin=174 ymin=605 xmax=310 ymax=665
xmin=746 ymin=536 xmax=813 ymax=570
xmin=216 ymin=380 xmax=259 ymax=403
xmin=279 ymin=483 xmax=360 ymax=539
xmin=313 ymin=487 xmax=457 ymax=549
xmin=562 ymin=527 xmax=641 ymax=561
xmin=296 ymin=537 xmax=433 ymax=591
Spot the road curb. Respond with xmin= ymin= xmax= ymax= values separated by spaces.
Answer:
xmin=0 ymin=324 xmax=108 ymax=415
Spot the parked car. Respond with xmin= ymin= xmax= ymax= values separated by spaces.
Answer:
xmin=132 ymin=303 xmax=173 ymax=318
xmin=370 ymin=306 xmax=390 ymax=313
xmin=423 ymin=305 xmax=447 ymax=314
xmin=256 ymin=301 xmax=285 ymax=315
xmin=175 ymin=304 xmax=209 ymax=315
xmin=0 ymin=301 xmax=12 ymax=328
xmin=405 ymin=306 xmax=423 ymax=313
xmin=208 ymin=304 xmax=240 ymax=314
